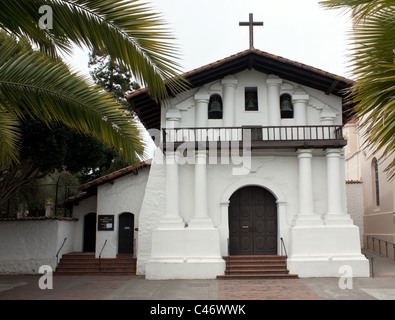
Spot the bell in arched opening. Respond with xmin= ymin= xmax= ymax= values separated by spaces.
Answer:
xmin=280 ymin=94 xmax=293 ymax=119
xmin=208 ymin=94 xmax=223 ymax=119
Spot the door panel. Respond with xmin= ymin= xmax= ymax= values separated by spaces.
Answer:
xmin=118 ymin=213 xmax=134 ymax=254
xmin=229 ymin=186 xmax=277 ymax=255
xmin=83 ymin=213 xmax=96 ymax=252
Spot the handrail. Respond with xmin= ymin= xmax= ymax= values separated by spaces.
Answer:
xmin=163 ymin=125 xmax=344 ymax=143
xmin=280 ymin=237 xmax=288 ymax=271
xmin=280 ymin=237 xmax=288 ymax=258
xmin=366 ymin=236 xmax=395 ymax=261
xmin=56 ymin=237 xmax=67 ymax=267
xmin=98 ymin=240 xmax=107 ymax=271
xmin=280 ymin=237 xmax=288 ymax=270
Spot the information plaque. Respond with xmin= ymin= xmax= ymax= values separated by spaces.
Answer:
xmin=98 ymin=215 xmax=114 ymax=231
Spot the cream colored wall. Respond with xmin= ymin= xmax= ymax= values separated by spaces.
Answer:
xmin=344 ymin=120 xmax=395 ymax=246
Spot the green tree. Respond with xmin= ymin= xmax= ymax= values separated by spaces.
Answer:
xmin=0 ymin=117 xmax=124 ymax=212
xmin=88 ymin=51 xmax=141 ymax=108
xmin=0 ymin=0 xmax=187 ymax=168
xmin=321 ymin=0 xmax=395 ymax=178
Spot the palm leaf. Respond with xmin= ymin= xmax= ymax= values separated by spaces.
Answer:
xmin=0 ymin=0 xmax=189 ymax=101
xmin=0 ymin=39 xmax=146 ymax=168
xmin=321 ymin=0 xmax=395 ymax=178
xmin=0 ymin=107 xmax=20 ymax=167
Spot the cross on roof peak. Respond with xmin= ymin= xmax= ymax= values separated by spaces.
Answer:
xmin=239 ymin=13 xmax=264 ymax=50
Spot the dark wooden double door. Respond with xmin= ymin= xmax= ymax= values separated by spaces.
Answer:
xmin=229 ymin=186 xmax=277 ymax=255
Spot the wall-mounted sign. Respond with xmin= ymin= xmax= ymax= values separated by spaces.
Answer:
xmin=98 ymin=215 xmax=114 ymax=231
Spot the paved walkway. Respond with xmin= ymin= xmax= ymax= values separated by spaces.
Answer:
xmin=0 ymin=251 xmax=394 ymax=301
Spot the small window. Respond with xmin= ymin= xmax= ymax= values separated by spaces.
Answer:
xmin=245 ymin=87 xmax=258 ymax=111
xmin=372 ymin=158 xmax=380 ymax=206
xmin=208 ymin=94 xmax=223 ymax=119
xmin=280 ymin=94 xmax=293 ymax=119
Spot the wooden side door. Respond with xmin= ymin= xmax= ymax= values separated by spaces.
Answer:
xmin=118 ymin=213 xmax=134 ymax=254
xmin=83 ymin=212 xmax=96 ymax=252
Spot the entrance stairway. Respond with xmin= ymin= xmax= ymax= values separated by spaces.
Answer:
xmin=217 ymin=255 xmax=298 ymax=279
xmin=55 ymin=252 xmax=136 ymax=276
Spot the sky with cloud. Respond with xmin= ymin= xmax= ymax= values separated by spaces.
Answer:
xmin=67 ymin=0 xmax=353 ymax=80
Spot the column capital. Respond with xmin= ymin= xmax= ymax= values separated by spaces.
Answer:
xmin=220 ymin=201 xmax=230 ymax=207
xmin=292 ymin=93 xmax=309 ymax=102
xmin=276 ymin=200 xmax=287 ymax=207
xmin=292 ymin=87 xmax=309 ymax=102
xmin=222 ymin=75 xmax=238 ymax=88
xmin=266 ymin=74 xmax=282 ymax=86
xmin=166 ymin=108 xmax=181 ymax=121
xmin=297 ymin=149 xmax=313 ymax=158
xmin=325 ymin=148 xmax=341 ymax=157
xmin=194 ymin=86 xmax=210 ymax=102
xmin=320 ymin=106 xmax=337 ymax=125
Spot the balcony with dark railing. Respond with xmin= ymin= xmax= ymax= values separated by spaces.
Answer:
xmin=161 ymin=125 xmax=346 ymax=151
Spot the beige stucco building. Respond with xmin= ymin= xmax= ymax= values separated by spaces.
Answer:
xmin=344 ymin=118 xmax=395 ymax=257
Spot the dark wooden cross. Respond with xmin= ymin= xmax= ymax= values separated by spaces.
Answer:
xmin=239 ymin=13 xmax=264 ymax=50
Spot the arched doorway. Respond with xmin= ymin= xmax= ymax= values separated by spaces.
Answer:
xmin=83 ymin=212 xmax=97 ymax=252
xmin=118 ymin=213 xmax=134 ymax=254
xmin=228 ymin=186 xmax=277 ymax=255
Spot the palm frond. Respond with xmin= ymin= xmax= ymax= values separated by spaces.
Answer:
xmin=0 ymin=0 xmax=189 ymax=101
xmin=321 ymin=0 xmax=395 ymax=179
xmin=0 ymin=39 xmax=146 ymax=167
xmin=0 ymin=106 xmax=20 ymax=168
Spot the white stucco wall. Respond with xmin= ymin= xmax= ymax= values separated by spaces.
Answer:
xmin=138 ymin=148 xmax=354 ymax=273
xmin=0 ymin=218 xmax=76 ymax=274
xmin=72 ymin=195 xmax=97 ymax=252
xmin=346 ymin=182 xmax=364 ymax=247
xmin=137 ymin=150 xmax=166 ymax=274
xmin=162 ymin=69 xmax=343 ymax=129
xmin=95 ymin=167 xmax=150 ymax=258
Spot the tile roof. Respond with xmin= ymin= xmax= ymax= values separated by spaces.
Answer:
xmin=65 ymin=160 xmax=151 ymax=206
xmin=78 ymin=160 xmax=150 ymax=192
xmin=126 ymin=48 xmax=354 ymax=130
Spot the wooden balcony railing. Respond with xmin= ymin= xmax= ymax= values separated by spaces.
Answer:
xmin=162 ymin=125 xmax=346 ymax=150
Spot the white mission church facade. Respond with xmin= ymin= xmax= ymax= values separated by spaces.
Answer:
xmin=67 ymin=47 xmax=370 ymax=279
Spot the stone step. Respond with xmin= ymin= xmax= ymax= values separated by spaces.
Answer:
xmin=55 ymin=252 xmax=136 ymax=276
xmin=54 ymin=271 xmax=136 ymax=276
xmin=225 ymin=269 xmax=289 ymax=274
xmin=217 ymin=273 xmax=299 ymax=280
xmin=218 ymin=255 xmax=298 ymax=280
xmin=224 ymin=255 xmax=286 ymax=261
xmin=226 ymin=265 xmax=286 ymax=270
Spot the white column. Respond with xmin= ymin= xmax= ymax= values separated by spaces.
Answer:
xmin=325 ymin=148 xmax=353 ymax=225
xmin=292 ymin=87 xmax=309 ymax=125
xmin=165 ymin=108 xmax=181 ymax=143
xmin=195 ymin=87 xmax=209 ymax=128
xmin=222 ymin=76 xmax=238 ymax=127
xmin=298 ymin=149 xmax=314 ymax=214
xmin=326 ymin=149 xmax=342 ymax=214
xmin=189 ymin=150 xmax=214 ymax=229
xmin=266 ymin=75 xmax=282 ymax=126
xmin=160 ymin=151 xmax=184 ymax=229
xmin=295 ymin=149 xmax=323 ymax=226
